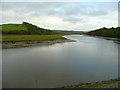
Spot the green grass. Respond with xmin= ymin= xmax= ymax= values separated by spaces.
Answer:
xmin=0 ymin=23 xmax=59 ymax=35
xmin=0 ymin=24 xmax=28 ymax=31
xmin=2 ymin=35 xmax=65 ymax=42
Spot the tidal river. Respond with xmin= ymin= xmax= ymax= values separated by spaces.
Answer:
xmin=2 ymin=35 xmax=118 ymax=88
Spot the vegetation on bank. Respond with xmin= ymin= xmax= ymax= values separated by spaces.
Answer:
xmin=87 ymin=27 xmax=120 ymax=38
xmin=2 ymin=35 xmax=65 ymax=42
xmin=2 ymin=35 xmax=74 ymax=49
xmin=63 ymin=79 xmax=119 ymax=88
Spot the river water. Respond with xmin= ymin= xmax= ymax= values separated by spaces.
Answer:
xmin=2 ymin=35 xmax=118 ymax=88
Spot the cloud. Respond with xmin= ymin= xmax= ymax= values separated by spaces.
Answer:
xmin=1 ymin=2 xmax=118 ymax=31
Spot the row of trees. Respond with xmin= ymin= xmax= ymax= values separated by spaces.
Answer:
xmin=87 ymin=27 xmax=120 ymax=38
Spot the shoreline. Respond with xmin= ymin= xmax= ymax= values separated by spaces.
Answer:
xmin=2 ymin=39 xmax=75 ymax=49
xmin=86 ymin=35 xmax=120 ymax=41
xmin=2 ymin=35 xmax=120 ymax=49
xmin=98 ymin=36 xmax=120 ymax=41
xmin=94 ymin=36 xmax=120 ymax=44
xmin=62 ymin=78 xmax=119 ymax=88
xmin=85 ymin=35 xmax=120 ymax=44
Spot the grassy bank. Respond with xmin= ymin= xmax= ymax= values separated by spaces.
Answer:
xmin=2 ymin=35 xmax=65 ymax=42
xmin=1 ymin=35 xmax=74 ymax=49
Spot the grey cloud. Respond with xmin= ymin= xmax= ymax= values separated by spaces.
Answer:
xmin=2 ymin=2 xmax=117 ymax=17
xmin=1 ymin=2 xmax=118 ymax=30
xmin=60 ymin=15 xmax=83 ymax=23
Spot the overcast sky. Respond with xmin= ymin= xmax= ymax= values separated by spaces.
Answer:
xmin=1 ymin=2 xmax=118 ymax=31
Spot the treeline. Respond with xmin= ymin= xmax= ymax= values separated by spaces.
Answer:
xmin=53 ymin=30 xmax=86 ymax=34
xmin=2 ymin=22 xmax=59 ymax=35
xmin=87 ymin=27 xmax=120 ymax=38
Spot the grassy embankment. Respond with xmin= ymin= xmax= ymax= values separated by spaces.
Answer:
xmin=1 ymin=35 xmax=73 ymax=49
xmin=2 ymin=35 xmax=65 ymax=42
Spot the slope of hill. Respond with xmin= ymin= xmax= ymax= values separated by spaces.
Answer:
xmin=1 ymin=24 xmax=28 ymax=31
xmin=0 ymin=22 xmax=58 ymax=35
xmin=87 ymin=27 xmax=120 ymax=38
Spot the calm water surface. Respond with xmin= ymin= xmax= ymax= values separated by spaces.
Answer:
xmin=2 ymin=35 xmax=118 ymax=88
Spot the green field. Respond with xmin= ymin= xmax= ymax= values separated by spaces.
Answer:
xmin=2 ymin=35 xmax=65 ymax=42
xmin=1 ymin=24 xmax=28 ymax=31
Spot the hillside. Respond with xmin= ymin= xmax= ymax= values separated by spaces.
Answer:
xmin=0 ymin=22 xmax=58 ymax=35
xmin=87 ymin=27 xmax=120 ymax=38
xmin=1 ymin=24 xmax=28 ymax=31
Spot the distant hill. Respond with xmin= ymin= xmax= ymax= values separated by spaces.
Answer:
xmin=0 ymin=22 xmax=87 ymax=35
xmin=87 ymin=27 xmax=120 ymax=38
xmin=53 ymin=30 xmax=86 ymax=34
xmin=0 ymin=22 xmax=58 ymax=35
